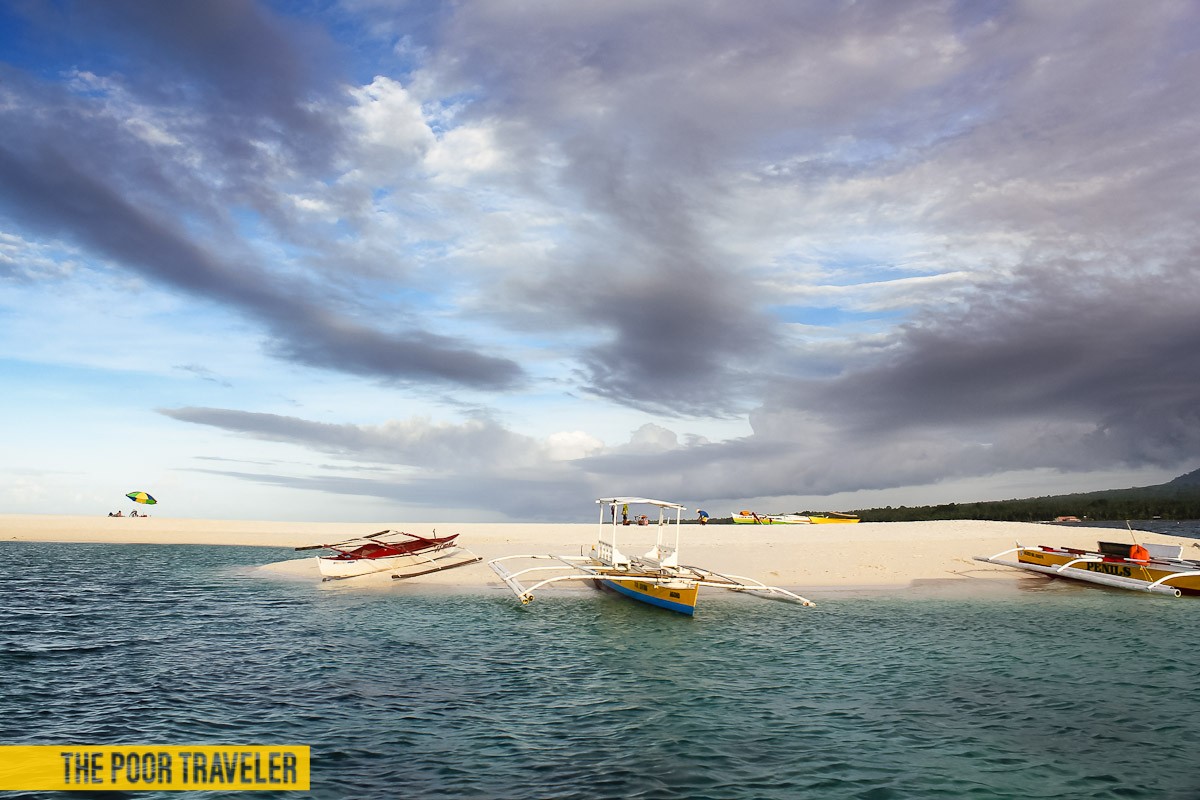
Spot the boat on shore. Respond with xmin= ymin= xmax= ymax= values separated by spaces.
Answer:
xmin=808 ymin=513 xmax=860 ymax=524
xmin=731 ymin=510 xmax=811 ymax=524
xmin=490 ymin=497 xmax=815 ymax=615
xmin=974 ymin=540 xmax=1200 ymax=596
xmin=767 ymin=513 xmax=811 ymax=524
xmin=297 ymin=530 xmax=481 ymax=580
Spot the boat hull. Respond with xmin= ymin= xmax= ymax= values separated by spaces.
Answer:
xmin=732 ymin=513 xmax=812 ymax=524
xmin=808 ymin=515 xmax=859 ymax=524
xmin=1017 ymin=547 xmax=1200 ymax=594
xmin=598 ymin=577 xmax=699 ymax=615
xmin=319 ymin=547 xmax=454 ymax=579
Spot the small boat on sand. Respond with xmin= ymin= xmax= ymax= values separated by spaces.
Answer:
xmin=297 ymin=530 xmax=481 ymax=580
xmin=807 ymin=513 xmax=860 ymax=524
xmin=767 ymin=513 xmax=812 ymax=524
xmin=731 ymin=511 xmax=811 ymax=524
xmin=974 ymin=541 xmax=1200 ymax=597
xmin=490 ymin=497 xmax=815 ymax=615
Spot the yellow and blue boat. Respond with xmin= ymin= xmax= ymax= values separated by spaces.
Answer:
xmin=489 ymin=497 xmax=815 ymax=616
xmin=597 ymin=575 xmax=701 ymax=615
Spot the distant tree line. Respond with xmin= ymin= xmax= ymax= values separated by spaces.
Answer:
xmin=851 ymin=481 xmax=1200 ymax=522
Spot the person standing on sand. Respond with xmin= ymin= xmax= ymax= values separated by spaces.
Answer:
xmin=697 ymin=510 xmax=709 ymax=525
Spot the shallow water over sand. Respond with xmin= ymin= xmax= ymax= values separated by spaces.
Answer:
xmin=3 ymin=541 xmax=1199 ymax=799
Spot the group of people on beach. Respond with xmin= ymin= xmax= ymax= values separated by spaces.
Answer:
xmin=107 ymin=510 xmax=149 ymax=517
xmin=612 ymin=503 xmax=712 ymax=526
xmin=616 ymin=504 xmax=651 ymax=526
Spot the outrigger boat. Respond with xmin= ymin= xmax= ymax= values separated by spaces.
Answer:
xmin=974 ymin=540 xmax=1200 ymax=597
xmin=731 ymin=511 xmax=811 ymax=524
xmin=807 ymin=512 xmax=859 ymax=524
xmin=490 ymin=497 xmax=815 ymax=615
xmin=297 ymin=530 xmax=481 ymax=580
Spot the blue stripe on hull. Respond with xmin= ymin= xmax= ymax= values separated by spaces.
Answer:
xmin=601 ymin=579 xmax=696 ymax=616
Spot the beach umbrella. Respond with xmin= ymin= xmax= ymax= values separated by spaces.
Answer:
xmin=126 ymin=491 xmax=157 ymax=505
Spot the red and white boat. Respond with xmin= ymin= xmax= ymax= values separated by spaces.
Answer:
xmin=297 ymin=530 xmax=480 ymax=580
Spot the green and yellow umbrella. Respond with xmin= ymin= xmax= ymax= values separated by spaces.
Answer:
xmin=126 ymin=491 xmax=157 ymax=505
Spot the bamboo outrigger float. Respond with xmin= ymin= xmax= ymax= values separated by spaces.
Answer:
xmin=974 ymin=540 xmax=1200 ymax=597
xmin=489 ymin=497 xmax=815 ymax=615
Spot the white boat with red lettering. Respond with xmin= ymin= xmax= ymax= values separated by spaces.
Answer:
xmin=296 ymin=530 xmax=481 ymax=580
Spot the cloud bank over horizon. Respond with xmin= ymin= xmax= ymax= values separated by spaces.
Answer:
xmin=2 ymin=0 xmax=1198 ymax=520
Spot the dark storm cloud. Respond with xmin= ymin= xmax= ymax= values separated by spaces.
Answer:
xmin=12 ymin=0 xmax=340 ymax=165
xmin=772 ymin=264 xmax=1200 ymax=457
xmin=0 ymin=4 xmax=524 ymax=390
xmin=0 ymin=132 xmax=523 ymax=389
xmin=422 ymin=1 xmax=849 ymax=413
xmin=416 ymin=0 xmax=1200 ymax=480
xmin=687 ymin=261 xmax=1200 ymax=501
xmin=164 ymin=406 xmax=599 ymax=518
xmin=159 ymin=407 xmax=540 ymax=472
xmin=162 ymin=407 xmax=752 ymax=518
xmin=411 ymin=0 xmax=1029 ymax=414
xmin=183 ymin=466 xmax=590 ymax=521
xmin=543 ymin=250 xmax=775 ymax=416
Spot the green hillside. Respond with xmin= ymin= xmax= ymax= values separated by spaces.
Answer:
xmin=850 ymin=468 xmax=1200 ymax=522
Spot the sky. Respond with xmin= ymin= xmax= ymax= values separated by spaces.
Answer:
xmin=2 ymin=0 xmax=1198 ymax=522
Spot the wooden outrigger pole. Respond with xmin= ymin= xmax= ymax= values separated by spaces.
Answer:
xmin=490 ymin=497 xmax=815 ymax=615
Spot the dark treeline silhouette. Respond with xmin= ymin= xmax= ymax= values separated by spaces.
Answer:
xmin=852 ymin=468 xmax=1200 ymax=522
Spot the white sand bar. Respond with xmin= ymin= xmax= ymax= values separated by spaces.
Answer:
xmin=4 ymin=514 xmax=1198 ymax=594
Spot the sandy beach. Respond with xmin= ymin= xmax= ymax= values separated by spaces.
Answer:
xmin=4 ymin=514 xmax=1198 ymax=596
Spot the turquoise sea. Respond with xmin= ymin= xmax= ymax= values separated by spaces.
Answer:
xmin=3 ymin=536 xmax=1200 ymax=800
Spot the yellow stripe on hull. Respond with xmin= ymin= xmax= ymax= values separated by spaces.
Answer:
xmin=1018 ymin=548 xmax=1200 ymax=593
xmin=808 ymin=516 xmax=859 ymax=524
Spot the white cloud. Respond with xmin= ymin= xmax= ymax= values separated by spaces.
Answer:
xmin=346 ymin=76 xmax=435 ymax=177
xmin=425 ymin=123 xmax=506 ymax=185
xmin=542 ymin=430 xmax=603 ymax=461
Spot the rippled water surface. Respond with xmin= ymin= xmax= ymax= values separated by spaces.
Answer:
xmin=3 ymin=541 xmax=1199 ymax=799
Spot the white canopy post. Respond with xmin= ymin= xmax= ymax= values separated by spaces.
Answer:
xmin=596 ymin=498 xmax=630 ymax=567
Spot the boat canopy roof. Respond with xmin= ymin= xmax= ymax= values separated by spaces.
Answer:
xmin=596 ymin=497 xmax=687 ymax=511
